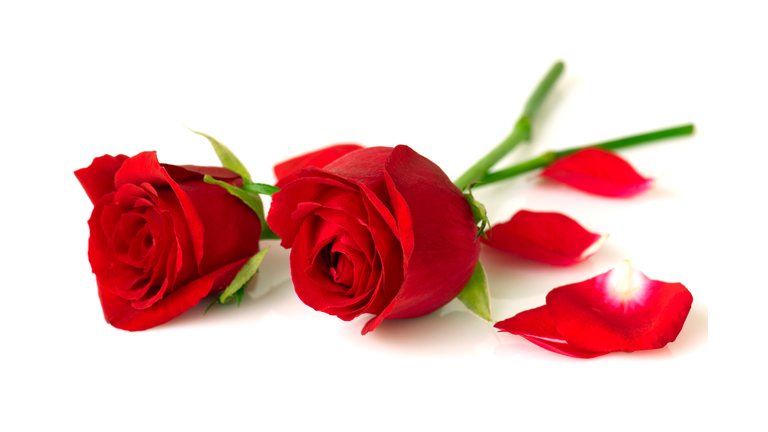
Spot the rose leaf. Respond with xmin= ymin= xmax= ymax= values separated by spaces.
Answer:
xmin=242 ymin=183 xmax=281 ymax=196
xmin=203 ymin=175 xmax=265 ymax=222
xmin=187 ymin=127 xmax=253 ymax=184
xmin=457 ymin=261 xmax=492 ymax=321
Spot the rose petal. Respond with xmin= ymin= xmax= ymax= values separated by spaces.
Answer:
xmin=382 ymin=145 xmax=480 ymax=321
xmin=494 ymin=306 xmax=608 ymax=359
xmin=540 ymin=148 xmax=652 ymax=197
xmin=274 ymin=144 xmax=364 ymax=188
xmin=547 ymin=261 xmax=693 ymax=353
xmin=75 ymin=154 xmax=130 ymax=204
xmin=99 ymin=255 xmax=253 ymax=331
xmin=115 ymin=151 xmax=207 ymax=265
xmin=482 ymin=210 xmax=606 ymax=266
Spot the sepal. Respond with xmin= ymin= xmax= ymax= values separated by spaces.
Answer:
xmin=456 ymin=261 xmax=492 ymax=321
xmin=464 ymin=183 xmax=490 ymax=240
xmin=206 ymin=248 xmax=270 ymax=312
xmin=187 ymin=127 xmax=253 ymax=183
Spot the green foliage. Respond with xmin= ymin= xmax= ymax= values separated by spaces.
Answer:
xmin=457 ymin=261 xmax=492 ymax=322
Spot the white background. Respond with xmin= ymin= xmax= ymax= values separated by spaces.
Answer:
xmin=1 ymin=1 xmax=762 ymax=430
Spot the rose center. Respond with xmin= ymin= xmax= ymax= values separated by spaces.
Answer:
xmin=323 ymin=244 xmax=355 ymax=287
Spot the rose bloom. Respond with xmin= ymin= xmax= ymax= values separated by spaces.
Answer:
xmin=268 ymin=145 xmax=480 ymax=334
xmin=75 ymin=151 xmax=261 ymax=331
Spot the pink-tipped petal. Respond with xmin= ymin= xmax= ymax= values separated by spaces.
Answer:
xmin=274 ymin=144 xmax=364 ymax=188
xmin=481 ymin=210 xmax=606 ymax=266
xmin=540 ymin=148 xmax=652 ymax=197
xmin=547 ymin=261 xmax=693 ymax=353
xmin=495 ymin=261 xmax=692 ymax=358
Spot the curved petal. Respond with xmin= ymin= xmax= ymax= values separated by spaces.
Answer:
xmin=75 ymin=154 xmax=130 ymax=204
xmin=546 ymin=261 xmax=693 ymax=353
xmin=481 ymin=210 xmax=606 ymax=266
xmin=495 ymin=306 xmax=608 ymax=359
xmin=274 ymin=144 xmax=364 ymax=188
xmin=540 ymin=148 xmax=653 ymax=197
xmin=175 ymin=180 xmax=261 ymax=276
xmin=383 ymin=145 xmax=480 ymax=320
xmin=115 ymin=151 xmax=207 ymax=265
xmin=99 ymin=256 xmax=252 ymax=331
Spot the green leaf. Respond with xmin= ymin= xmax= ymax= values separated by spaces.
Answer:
xmin=464 ymin=183 xmax=490 ymax=240
xmin=457 ymin=261 xmax=492 ymax=321
xmin=204 ymin=276 xmax=252 ymax=314
xmin=187 ymin=127 xmax=252 ymax=184
xmin=218 ymin=247 xmax=270 ymax=305
xmin=242 ymin=183 xmax=280 ymax=196
xmin=203 ymin=175 xmax=265 ymax=221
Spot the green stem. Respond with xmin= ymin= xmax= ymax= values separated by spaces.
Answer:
xmin=476 ymin=124 xmax=695 ymax=186
xmin=453 ymin=61 xmax=565 ymax=191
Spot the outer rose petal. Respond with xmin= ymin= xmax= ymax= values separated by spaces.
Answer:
xmin=547 ymin=261 xmax=693 ymax=353
xmin=481 ymin=210 xmax=606 ymax=266
xmin=75 ymin=154 xmax=130 ymax=204
xmin=494 ymin=306 xmax=607 ymax=359
xmin=381 ymin=145 xmax=480 ymax=320
xmin=274 ymin=144 xmax=364 ymax=188
xmin=99 ymin=256 xmax=252 ymax=331
xmin=540 ymin=148 xmax=652 ymax=197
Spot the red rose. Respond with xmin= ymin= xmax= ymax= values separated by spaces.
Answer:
xmin=267 ymin=145 xmax=480 ymax=334
xmin=75 ymin=151 xmax=261 ymax=331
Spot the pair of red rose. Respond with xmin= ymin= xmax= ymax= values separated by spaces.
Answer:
xmin=76 ymin=144 xmax=479 ymax=333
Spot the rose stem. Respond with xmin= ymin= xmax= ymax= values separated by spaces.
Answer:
xmin=453 ymin=60 xmax=565 ymax=191
xmin=473 ymin=124 xmax=695 ymax=187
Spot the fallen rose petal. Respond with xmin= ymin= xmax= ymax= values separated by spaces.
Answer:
xmin=547 ymin=260 xmax=693 ymax=353
xmin=494 ymin=306 xmax=608 ymax=358
xmin=495 ymin=261 xmax=693 ymax=358
xmin=274 ymin=144 xmax=364 ymax=188
xmin=481 ymin=210 xmax=607 ymax=266
xmin=540 ymin=148 xmax=652 ymax=197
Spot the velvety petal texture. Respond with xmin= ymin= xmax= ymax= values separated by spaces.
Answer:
xmin=76 ymin=151 xmax=262 ymax=331
xmin=482 ymin=210 xmax=606 ymax=265
xmin=495 ymin=261 xmax=693 ymax=358
xmin=540 ymin=148 xmax=653 ymax=197
xmin=267 ymin=145 xmax=480 ymax=334
xmin=274 ymin=144 xmax=364 ymax=188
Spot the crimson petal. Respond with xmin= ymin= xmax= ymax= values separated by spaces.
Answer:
xmin=494 ymin=306 xmax=608 ymax=359
xmin=75 ymin=154 xmax=130 ymax=204
xmin=274 ymin=144 xmax=364 ymax=188
xmin=495 ymin=261 xmax=693 ymax=358
xmin=540 ymin=148 xmax=652 ymax=197
xmin=481 ymin=210 xmax=606 ymax=266
xmin=547 ymin=261 xmax=693 ymax=353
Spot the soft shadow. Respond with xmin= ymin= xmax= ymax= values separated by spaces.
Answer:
xmin=494 ymin=337 xmax=676 ymax=361
xmin=480 ymin=246 xmax=598 ymax=300
xmin=530 ymin=178 xmax=682 ymax=202
xmin=339 ymin=309 xmax=496 ymax=357
xmin=668 ymin=301 xmax=708 ymax=355
xmin=156 ymin=243 xmax=297 ymax=330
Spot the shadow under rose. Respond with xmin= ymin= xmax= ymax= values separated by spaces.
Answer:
xmin=338 ymin=304 xmax=498 ymax=358
xmin=156 ymin=241 xmax=299 ymax=330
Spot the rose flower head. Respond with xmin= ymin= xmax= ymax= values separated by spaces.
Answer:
xmin=268 ymin=145 xmax=481 ymax=334
xmin=75 ymin=152 xmax=262 ymax=331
